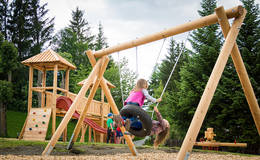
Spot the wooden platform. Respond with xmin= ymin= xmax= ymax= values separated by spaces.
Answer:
xmin=23 ymin=108 xmax=51 ymax=141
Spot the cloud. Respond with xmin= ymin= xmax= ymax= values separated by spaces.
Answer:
xmin=41 ymin=0 xmax=259 ymax=80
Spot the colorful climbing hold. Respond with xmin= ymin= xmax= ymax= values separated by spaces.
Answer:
xmin=43 ymin=115 xmax=46 ymax=117
xmin=33 ymin=112 xmax=36 ymax=114
xmin=44 ymin=109 xmax=47 ymax=112
xmin=32 ymin=118 xmax=35 ymax=121
xmin=42 ymin=121 xmax=46 ymax=124
xmin=29 ymin=128 xmax=32 ymax=131
xmin=35 ymin=124 xmax=38 ymax=127
xmin=39 ymin=131 xmax=42 ymax=134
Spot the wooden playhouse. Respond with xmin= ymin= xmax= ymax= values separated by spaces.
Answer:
xmin=19 ymin=49 xmax=114 ymax=142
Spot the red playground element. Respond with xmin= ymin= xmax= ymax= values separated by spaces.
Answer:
xmin=56 ymin=96 xmax=107 ymax=134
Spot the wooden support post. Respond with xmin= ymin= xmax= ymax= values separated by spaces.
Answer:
xmin=176 ymin=9 xmax=246 ymax=160
xmin=42 ymin=58 xmax=103 ymax=155
xmin=80 ymin=124 xmax=87 ymax=142
xmin=62 ymin=69 xmax=70 ymax=142
xmin=93 ymin=129 xmax=96 ymax=142
xmin=18 ymin=66 xmax=34 ymax=140
xmin=100 ymin=89 xmax=105 ymax=142
xmin=89 ymin=127 xmax=92 ymax=142
xmin=86 ymin=50 xmax=138 ymax=156
xmin=94 ymin=6 xmax=243 ymax=58
xmin=41 ymin=69 xmax=46 ymax=108
xmin=28 ymin=66 xmax=33 ymax=112
xmin=215 ymin=6 xmax=260 ymax=135
xmin=52 ymin=64 xmax=58 ymax=135
xmin=65 ymin=69 xmax=70 ymax=95
xmin=67 ymin=56 xmax=109 ymax=149
xmin=63 ymin=126 xmax=67 ymax=142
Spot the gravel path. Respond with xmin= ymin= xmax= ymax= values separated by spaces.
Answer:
xmin=1 ymin=152 xmax=259 ymax=160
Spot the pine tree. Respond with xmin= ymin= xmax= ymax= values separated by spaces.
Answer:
xmin=69 ymin=7 xmax=94 ymax=48
xmin=94 ymin=22 xmax=108 ymax=51
xmin=8 ymin=0 xmax=32 ymax=60
xmin=213 ymin=0 xmax=260 ymax=153
xmin=29 ymin=0 xmax=54 ymax=55
xmin=173 ymin=0 xmax=222 ymax=137
xmin=0 ymin=0 xmax=10 ymax=40
xmin=53 ymin=7 xmax=94 ymax=67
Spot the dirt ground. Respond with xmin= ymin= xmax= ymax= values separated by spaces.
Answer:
xmin=0 ymin=144 xmax=260 ymax=160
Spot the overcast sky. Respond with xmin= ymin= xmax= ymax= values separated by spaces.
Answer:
xmin=41 ymin=0 xmax=260 ymax=80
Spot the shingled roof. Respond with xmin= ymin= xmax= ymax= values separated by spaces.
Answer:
xmin=22 ymin=49 xmax=76 ymax=70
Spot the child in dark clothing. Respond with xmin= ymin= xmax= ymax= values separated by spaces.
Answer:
xmin=114 ymin=106 xmax=170 ymax=148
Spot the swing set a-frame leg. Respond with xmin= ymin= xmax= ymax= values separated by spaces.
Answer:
xmin=176 ymin=7 xmax=247 ymax=160
xmin=42 ymin=57 xmax=108 ymax=155
xmin=216 ymin=6 xmax=260 ymax=135
xmin=67 ymin=56 xmax=109 ymax=150
xmin=86 ymin=50 xmax=138 ymax=156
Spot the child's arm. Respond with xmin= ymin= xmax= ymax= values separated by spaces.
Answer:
xmin=154 ymin=106 xmax=166 ymax=130
xmin=142 ymin=89 xmax=161 ymax=103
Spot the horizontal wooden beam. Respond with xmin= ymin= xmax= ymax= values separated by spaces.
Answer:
xmin=194 ymin=142 xmax=247 ymax=147
xmin=93 ymin=5 xmax=244 ymax=58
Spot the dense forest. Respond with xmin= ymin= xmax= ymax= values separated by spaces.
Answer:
xmin=0 ymin=0 xmax=259 ymax=154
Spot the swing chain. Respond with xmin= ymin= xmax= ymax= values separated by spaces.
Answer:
xmin=117 ymin=52 xmax=125 ymax=107
xmin=151 ymin=31 xmax=191 ymax=118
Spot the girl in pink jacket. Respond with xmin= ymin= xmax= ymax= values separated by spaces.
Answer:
xmin=124 ymin=79 xmax=161 ymax=107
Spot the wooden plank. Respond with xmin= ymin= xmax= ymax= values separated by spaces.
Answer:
xmin=63 ymin=126 xmax=67 ymax=142
xmin=28 ymin=66 xmax=33 ymax=112
xmin=215 ymin=6 xmax=260 ymax=135
xmin=57 ymin=87 xmax=68 ymax=93
xmin=94 ymin=6 xmax=244 ymax=58
xmin=86 ymin=50 xmax=138 ymax=156
xmin=194 ymin=142 xmax=247 ymax=147
xmin=88 ymin=127 xmax=92 ymax=142
xmin=93 ymin=129 xmax=96 ymax=142
xmin=52 ymin=64 xmax=58 ymax=135
xmin=100 ymin=89 xmax=104 ymax=142
xmin=41 ymin=69 xmax=46 ymax=108
xmin=80 ymin=124 xmax=88 ymax=142
xmin=176 ymin=8 xmax=246 ymax=160
xmin=65 ymin=70 xmax=70 ymax=96
xmin=42 ymin=57 xmax=103 ymax=155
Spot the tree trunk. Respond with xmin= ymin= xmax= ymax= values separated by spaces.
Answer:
xmin=0 ymin=101 xmax=7 ymax=137
xmin=37 ymin=71 xmax=42 ymax=107
xmin=61 ymin=72 xmax=65 ymax=89
xmin=8 ymin=71 xmax=11 ymax=82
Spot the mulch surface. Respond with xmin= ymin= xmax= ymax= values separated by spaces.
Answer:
xmin=0 ymin=143 xmax=259 ymax=160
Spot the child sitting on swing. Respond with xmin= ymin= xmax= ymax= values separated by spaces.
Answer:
xmin=114 ymin=79 xmax=170 ymax=148
xmin=124 ymin=79 xmax=161 ymax=108
xmin=114 ymin=106 xmax=170 ymax=148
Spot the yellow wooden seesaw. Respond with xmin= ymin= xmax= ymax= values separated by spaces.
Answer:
xmin=194 ymin=128 xmax=247 ymax=148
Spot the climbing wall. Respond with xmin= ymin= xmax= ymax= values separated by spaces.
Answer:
xmin=23 ymin=108 xmax=51 ymax=141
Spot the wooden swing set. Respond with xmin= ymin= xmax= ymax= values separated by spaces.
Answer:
xmin=41 ymin=5 xmax=260 ymax=160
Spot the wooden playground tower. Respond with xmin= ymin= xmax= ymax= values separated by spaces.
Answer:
xmin=40 ymin=5 xmax=260 ymax=160
xmin=19 ymin=49 xmax=114 ymax=142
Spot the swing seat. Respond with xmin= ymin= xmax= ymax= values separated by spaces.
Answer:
xmin=120 ymin=104 xmax=152 ymax=137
